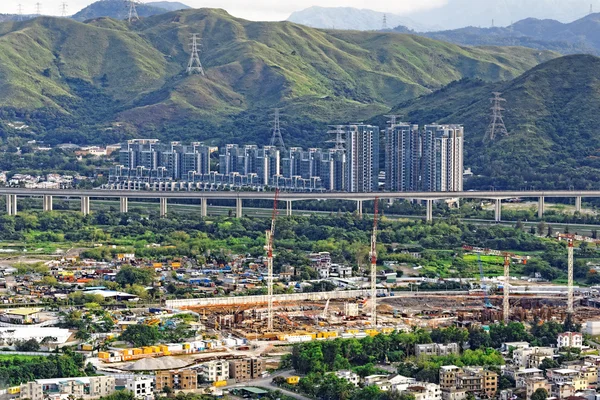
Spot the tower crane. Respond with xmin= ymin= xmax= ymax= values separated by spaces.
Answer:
xmin=265 ymin=189 xmax=280 ymax=332
xmin=463 ymin=245 xmax=530 ymax=322
xmin=370 ymin=198 xmax=379 ymax=326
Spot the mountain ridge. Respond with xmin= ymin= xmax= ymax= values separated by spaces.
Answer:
xmin=387 ymin=54 xmax=600 ymax=190
xmin=0 ymin=9 xmax=557 ymax=147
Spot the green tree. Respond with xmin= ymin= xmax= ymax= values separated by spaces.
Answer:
xmin=116 ymin=266 xmax=154 ymax=286
xmin=120 ymin=324 xmax=160 ymax=347
xmin=531 ymin=388 xmax=548 ymax=400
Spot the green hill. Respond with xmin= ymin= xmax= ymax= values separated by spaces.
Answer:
xmin=388 ymin=54 xmax=600 ymax=190
xmin=72 ymin=0 xmax=172 ymax=22
xmin=0 ymin=9 xmax=557 ymax=146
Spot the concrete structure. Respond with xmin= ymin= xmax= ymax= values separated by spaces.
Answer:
xmin=4 ymin=188 xmax=600 ymax=223
xmin=345 ymin=124 xmax=380 ymax=193
xmin=441 ymin=388 xmax=468 ymax=400
xmin=198 ymin=360 xmax=229 ymax=383
xmin=586 ymin=321 xmax=600 ymax=336
xmin=513 ymin=347 xmax=555 ymax=369
xmin=558 ymin=332 xmax=583 ymax=349
xmin=155 ymin=370 xmax=197 ymax=391
xmin=166 ymin=288 xmax=388 ymax=308
xmin=335 ymin=370 xmax=360 ymax=386
xmin=439 ymin=366 xmax=498 ymax=398
xmin=0 ymin=327 xmax=71 ymax=345
xmin=505 ymin=367 xmax=544 ymax=388
xmin=402 ymin=382 xmax=443 ymax=400
xmin=416 ymin=343 xmax=460 ymax=358
xmin=525 ymin=377 xmax=552 ymax=400
xmin=385 ymin=124 xmax=464 ymax=193
xmin=547 ymin=368 xmax=587 ymax=391
xmin=20 ymin=376 xmax=115 ymax=400
xmin=422 ymin=125 xmax=464 ymax=192
xmin=1 ymin=308 xmax=41 ymax=324
xmin=125 ymin=377 xmax=154 ymax=399
xmin=228 ymin=358 xmax=266 ymax=382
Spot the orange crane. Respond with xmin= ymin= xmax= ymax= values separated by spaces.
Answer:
xmin=265 ymin=189 xmax=280 ymax=332
xmin=370 ymin=198 xmax=379 ymax=326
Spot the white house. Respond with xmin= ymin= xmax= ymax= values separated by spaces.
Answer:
xmin=557 ymin=332 xmax=583 ymax=349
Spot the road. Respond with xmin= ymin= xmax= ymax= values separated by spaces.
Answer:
xmin=231 ymin=370 xmax=311 ymax=400
xmin=0 ymin=187 xmax=597 ymax=201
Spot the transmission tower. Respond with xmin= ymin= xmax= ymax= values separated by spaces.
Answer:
xmin=17 ymin=4 xmax=23 ymax=21
xmin=385 ymin=115 xmax=403 ymax=129
xmin=36 ymin=2 xmax=42 ymax=15
xmin=269 ymin=109 xmax=286 ymax=151
xmin=60 ymin=2 xmax=68 ymax=17
xmin=382 ymin=14 xmax=388 ymax=30
xmin=327 ymin=125 xmax=346 ymax=150
xmin=186 ymin=33 xmax=206 ymax=76
xmin=126 ymin=0 xmax=139 ymax=23
xmin=486 ymin=92 xmax=509 ymax=141
xmin=591 ymin=4 xmax=594 ymax=14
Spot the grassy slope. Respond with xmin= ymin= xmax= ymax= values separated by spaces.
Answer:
xmin=0 ymin=9 xmax=558 ymax=143
xmin=389 ymin=54 xmax=600 ymax=190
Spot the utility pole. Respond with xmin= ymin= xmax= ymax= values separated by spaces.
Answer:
xmin=486 ymin=92 xmax=509 ymax=141
xmin=370 ymin=198 xmax=379 ymax=327
xmin=269 ymin=109 xmax=286 ymax=151
xmin=60 ymin=2 xmax=68 ymax=17
xmin=187 ymin=33 xmax=206 ymax=76
xmin=503 ymin=254 xmax=510 ymax=323
xmin=568 ymin=239 xmax=574 ymax=314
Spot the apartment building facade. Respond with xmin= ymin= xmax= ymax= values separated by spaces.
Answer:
xmin=229 ymin=358 xmax=266 ymax=381
xmin=155 ymin=369 xmax=197 ymax=391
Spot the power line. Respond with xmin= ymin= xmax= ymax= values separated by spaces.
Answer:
xmin=269 ymin=108 xmax=286 ymax=151
xmin=486 ymin=92 xmax=509 ymax=141
xmin=186 ymin=33 xmax=205 ymax=76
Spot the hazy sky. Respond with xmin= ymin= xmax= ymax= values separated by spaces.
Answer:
xmin=4 ymin=0 xmax=447 ymax=20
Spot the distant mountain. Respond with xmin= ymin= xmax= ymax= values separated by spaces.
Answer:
xmin=72 ymin=0 xmax=171 ymax=22
xmin=146 ymin=2 xmax=190 ymax=12
xmin=407 ymin=13 xmax=600 ymax=56
xmin=406 ymin=0 xmax=600 ymax=30
xmin=287 ymin=6 xmax=428 ymax=32
xmin=0 ymin=10 xmax=556 ymax=147
xmin=387 ymin=55 xmax=600 ymax=190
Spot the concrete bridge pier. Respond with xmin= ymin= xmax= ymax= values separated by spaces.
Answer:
xmin=494 ymin=199 xmax=502 ymax=222
xmin=236 ymin=198 xmax=243 ymax=218
xmin=43 ymin=195 xmax=53 ymax=212
xmin=6 ymin=194 xmax=17 ymax=216
xmin=80 ymin=196 xmax=90 ymax=216
xmin=426 ymin=200 xmax=433 ymax=222
xmin=119 ymin=197 xmax=128 ymax=213
xmin=159 ymin=198 xmax=167 ymax=217
xmin=575 ymin=196 xmax=582 ymax=213
xmin=357 ymin=200 xmax=363 ymax=218
xmin=286 ymin=201 xmax=292 ymax=217
xmin=538 ymin=197 xmax=545 ymax=219
xmin=201 ymin=198 xmax=208 ymax=217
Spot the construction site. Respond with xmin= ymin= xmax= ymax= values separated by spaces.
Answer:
xmin=166 ymin=194 xmax=600 ymax=343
